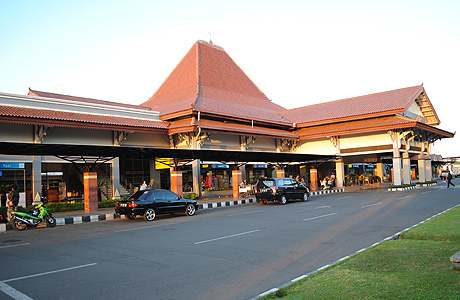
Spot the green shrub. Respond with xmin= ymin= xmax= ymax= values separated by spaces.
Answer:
xmin=183 ymin=193 xmax=198 ymax=200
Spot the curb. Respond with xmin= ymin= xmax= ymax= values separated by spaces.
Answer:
xmin=388 ymin=183 xmax=437 ymax=191
xmin=1 ymin=189 xmax=346 ymax=232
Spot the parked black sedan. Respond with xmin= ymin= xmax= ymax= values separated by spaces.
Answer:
xmin=115 ymin=189 xmax=198 ymax=221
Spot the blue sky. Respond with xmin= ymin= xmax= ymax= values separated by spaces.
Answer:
xmin=0 ymin=0 xmax=459 ymax=156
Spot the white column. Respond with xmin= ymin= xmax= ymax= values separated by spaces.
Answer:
xmin=149 ymin=160 xmax=161 ymax=189
xmin=402 ymin=150 xmax=411 ymax=184
xmin=335 ymin=158 xmax=345 ymax=187
xmin=32 ymin=156 xmax=42 ymax=205
xmin=425 ymin=153 xmax=432 ymax=182
xmin=393 ymin=149 xmax=403 ymax=186
xmin=418 ymin=154 xmax=426 ymax=183
xmin=112 ymin=157 xmax=121 ymax=199
xmin=192 ymin=159 xmax=202 ymax=197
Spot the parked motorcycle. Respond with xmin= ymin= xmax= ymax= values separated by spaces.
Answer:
xmin=11 ymin=199 xmax=56 ymax=231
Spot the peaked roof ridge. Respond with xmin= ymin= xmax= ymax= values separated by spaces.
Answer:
xmin=287 ymin=84 xmax=424 ymax=113
xmin=147 ymin=42 xmax=199 ymax=102
xmin=28 ymin=88 xmax=153 ymax=111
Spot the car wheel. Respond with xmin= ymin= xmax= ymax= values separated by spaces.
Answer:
xmin=185 ymin=204 xmax=196 ymax=216
xmin=302 ymin=192 xmax=309 ymax=202
xmin=280 ymin=195 xmax=287 ymax=205
xmin=125 ymin=214 xmax=136 ymax=220
xmin=143 ymin=208 xmax=156 ymax=221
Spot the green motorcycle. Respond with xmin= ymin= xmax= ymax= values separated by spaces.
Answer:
xmin=11 ymin=201 xmax=56 ymax=231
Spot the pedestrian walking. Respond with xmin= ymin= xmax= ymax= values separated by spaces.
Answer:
xmin=447 ymin=172 xmax=455 ymax=188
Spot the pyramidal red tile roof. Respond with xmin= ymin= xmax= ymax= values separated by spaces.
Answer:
xmin=141 ymin=41 xmax=291 ymax=125
xmin=281 ymin=85 xmax=427 ymax=127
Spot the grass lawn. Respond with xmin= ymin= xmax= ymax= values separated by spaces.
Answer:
xmin=261 ymin=205 xmax=460 ymax=299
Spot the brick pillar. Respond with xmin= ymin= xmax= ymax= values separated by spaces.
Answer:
xmin=232 ymin=169 xmax=242 ymax=199
xmin=84 ymin=172 xmax=98 ymax=213
xmin=171 ymin=171 xmax=183 ymax=197
xmin=276 ymin=168 xmax=285 ymax=178
xmin=310 ymin=168 xmax=318 ymax=191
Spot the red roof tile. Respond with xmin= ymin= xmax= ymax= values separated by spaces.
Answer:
xmin=142 ymin=41 xmax=290 ymax=125
xmin=282 ymin=85 xmax=426 ymax=127
xmin=295 ymin=115 xmax=453 ymax=140
xmin=28 ymin=89 xmax=154 ymax=111
xmin=0 ymin=105 xmax=168 ymax=130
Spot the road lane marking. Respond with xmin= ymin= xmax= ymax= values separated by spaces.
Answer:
xmin=3 ymin=263 xmax=97 ymax=283
xmin=338 ymin=196 xmax=353 ymax=199
xmin=397 ymin=196 xmax=411 ymax=200
xmin=303 ymin=213 xmax=337 ymax=221
xmin=0 ymin=243 xmax=30 ymax=249
xmin=226 ymin=210 xmax=264 ymax=217
xmin=0 ymin=281 xmax=33 ymax=300
xmin=360 ymin=202 xmax=382 ymax=209
xmin=421 ymin=191 xmax=432 ymax=195
xmin=194 ymin=230 xmax=260 ymax=245
xmin=315 ymin=206 xmax=331 ymax=209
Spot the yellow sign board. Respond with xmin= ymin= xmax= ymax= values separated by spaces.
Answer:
xmin=155 ymin=158 xmax=170 ymax=170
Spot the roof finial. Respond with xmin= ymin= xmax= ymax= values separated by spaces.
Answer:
xmin=208 ymin=32 xmax=213 ymax=45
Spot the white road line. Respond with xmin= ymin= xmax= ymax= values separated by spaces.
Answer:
xmin=315 ymin=206 xmax=331 ymax=209
xmin=3 ymin=263 xmax=97 ymax=283
xmin=0 ymin=243 xmax=30 ymax=249
xmin=397 ymin=196 xmax=411 ymax=200
xmin=338 ymin=196 xmax=353 ymax=199
xmin=226 ymin=210 xmax=264 ymax=217
xmin=194 ymin=230 xmax=260 ymax=245
xmin=303 ymin=213 xmax=337 ymax=221
xmin=0 ymin=281 xmax=33 ymax=300
xmin=360 ymin=202 xmax=382 ymax=209
xmin=421 ymin=191 xmax=432 ymax=195
xmin=116 ymin=225 xmax=159 ymax=232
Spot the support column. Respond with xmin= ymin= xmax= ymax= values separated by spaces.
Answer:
xmin=376 ymin=162 xmax=384 ymax=182
xmin=310 ymin=168 xmax=318 ymax=191
xmin=192 ymin=159 xmax=202 ymax=197
xmin=171 ymin=170 xmax=183 ymax=197
xmin=149 ymin=160 xmax=161 ymax=189
xmin=335 ymin=158 xmax=345 ymax=188
xmin=402 ymin=151 xmax=411 ymax=185
xmin=392 ymin=149 xmax=403 ymax=186
xmin=32 ymin=156 xmax=42 ymax=205
xmin=425 ymin=154 xmax=432 ymax=182
xmin=112 ymin=157 xmax=121 ymax=199
xmin=232 ymin=169 xmax=242 ymax=199
xmin=418 ymin=154 xmax=426 ymax=183
xmin=84 ymin=172 xmax=98 ymax=213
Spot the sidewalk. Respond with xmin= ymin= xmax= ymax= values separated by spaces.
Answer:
xmin=0 ymin=188 xmax=345 ymax=232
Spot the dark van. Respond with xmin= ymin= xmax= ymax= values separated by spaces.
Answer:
xmin=255 ymin=178 xmax=310 ymax=205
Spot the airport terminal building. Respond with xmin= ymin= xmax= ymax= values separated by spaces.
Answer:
xmin=0 ymin=40 xmax=454 ymax=206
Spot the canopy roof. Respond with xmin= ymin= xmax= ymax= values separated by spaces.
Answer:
xmin=0 ymin=142 xmax=335 ymax=164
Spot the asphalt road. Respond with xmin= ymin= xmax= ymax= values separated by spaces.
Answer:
xmin=1 ymin=184 xmax=459 ymax=300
